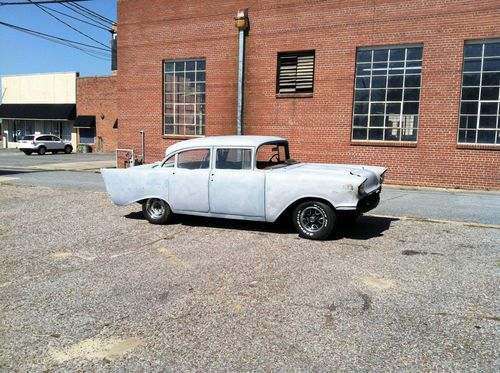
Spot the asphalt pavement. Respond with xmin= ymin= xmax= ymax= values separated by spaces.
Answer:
xmin=0 ymin=184 xmax=498 ymax=371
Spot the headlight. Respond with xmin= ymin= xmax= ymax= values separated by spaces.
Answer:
xmin=358 ymin=180 xmax=367 ymax=195
xmin=380 ymin=171 xmax=386 ymax=184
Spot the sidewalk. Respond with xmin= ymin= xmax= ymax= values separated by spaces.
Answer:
xmin=374 ymin=185 xmax=500 ymax=227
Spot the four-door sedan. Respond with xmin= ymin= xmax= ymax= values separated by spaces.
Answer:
xmin=102 ymin=136 xmax=386 ymax=240
xmin=18 ymin=134 xmax=73 ymax=155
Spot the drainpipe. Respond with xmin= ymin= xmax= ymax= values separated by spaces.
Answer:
xmin=235 ymin=9 xmax=249 ymax=135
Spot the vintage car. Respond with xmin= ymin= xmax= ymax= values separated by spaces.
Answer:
xmin=102 ymin=136 xmax=386 ymax=240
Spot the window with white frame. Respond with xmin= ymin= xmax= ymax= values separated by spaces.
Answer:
xmin=164 ymin=59 xmax=206 ymax=136
xmin=459 ymin=40 xmax=500 ymax=145
xmin=352 ymin=45 xmax=423 ymax=142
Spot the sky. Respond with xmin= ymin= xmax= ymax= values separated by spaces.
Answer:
xmin=0 ymin=0 xmax=116 ymax=77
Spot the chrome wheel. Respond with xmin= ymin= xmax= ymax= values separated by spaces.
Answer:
xmin=146 ymin=199 xmax=165 ymax=218
xmin=300 ymin=206 xmax=326 ymax=233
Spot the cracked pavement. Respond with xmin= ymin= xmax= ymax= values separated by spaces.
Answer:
xmin=0 ymin=184 xmax=499 ymax=371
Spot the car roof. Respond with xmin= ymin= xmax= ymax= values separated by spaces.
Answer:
xmin=165 ymin=135 xmax=286 ymax=155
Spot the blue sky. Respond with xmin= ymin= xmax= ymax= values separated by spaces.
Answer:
xmin=0 ymin=0 xmax=116 ymax=77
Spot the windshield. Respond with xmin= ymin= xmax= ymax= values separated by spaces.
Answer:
xmin=256 ymin=142 xmax=299 ymax=169
xmin=22 ymin=135 xmax=34 ymax=140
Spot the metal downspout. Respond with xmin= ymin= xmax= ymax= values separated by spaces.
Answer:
xmin=237 ymin=29 xmax=245 ymax=136
xmin=235 ymin=9 xmax=249 ymax=136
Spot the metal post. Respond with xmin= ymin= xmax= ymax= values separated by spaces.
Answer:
xmin=140 ymin=130 xmax=145 ymax=163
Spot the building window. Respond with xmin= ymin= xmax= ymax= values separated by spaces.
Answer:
xmin=352 ymin=45 xmax=423 ymax=142
xmin=276 ymin=51 xmax=315 ymax=95
xmin=164 ymin=59 xmax=206 ymax=136
xmin=79 ymin=127 xmax=95 ymax=144
xmin=459 ymin=40 xmax=500 ymax=145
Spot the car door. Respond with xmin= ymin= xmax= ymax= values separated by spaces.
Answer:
xmin=51 ymin=136 xmax=63 ymax=150
xmin=209 ymin=147 xmax=265 ymax=218
xmin=168 ymin=148 xmax=211 ymax=212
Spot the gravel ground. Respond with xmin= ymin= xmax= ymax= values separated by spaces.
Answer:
xmin=0 ymin=184 xmax=498 ymax=372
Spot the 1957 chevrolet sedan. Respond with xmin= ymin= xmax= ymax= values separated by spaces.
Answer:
xmin=102 ymin=136 xmax=386 ymax=240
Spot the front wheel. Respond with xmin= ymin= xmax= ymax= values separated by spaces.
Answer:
xmin=142 ymin=198 xmax=172 ymax=224
xmin=292 ymin=201 xmax=336 ymax=240
xmin=64 ymin=145 xmax=72 ymax=154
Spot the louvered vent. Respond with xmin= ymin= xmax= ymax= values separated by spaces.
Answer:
xmin=277 ymin=51 xmax=315 ymax=94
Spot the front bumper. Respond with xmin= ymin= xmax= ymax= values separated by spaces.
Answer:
xmin=356 ymin=188 xmax=381 ymax=213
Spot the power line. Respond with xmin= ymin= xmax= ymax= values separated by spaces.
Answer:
xmin=39 ymin=3 xmax=110 ymax=31
xmin=27 ymin=0 xmax=111 ymax=50
xmin=60 ymin=2 xmax=111 ymax=28
xmin=69 ymin=1 xmax=114 ymax=24
xmin=0 ymin=1 xmax=89 ymax=5
xmin=0 ymin=21 xmax=110 ymax=52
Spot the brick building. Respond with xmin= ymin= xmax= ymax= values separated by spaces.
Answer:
xmin=76 ymin=76 xmax=118 ymax=152
xmin=116 ymin=0 xmax=500 ymax=189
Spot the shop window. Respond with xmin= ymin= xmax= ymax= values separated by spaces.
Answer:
xmin=352 ymin=45 xmax=423 ymax=142
xmin=164 ymin=58 xmax=206 ymax=136
xmin=458 ymin=40 xmax=500 ymax=145
xmin=79 ymin=127 xmax=95 ymax=144
xmin=276 ymin=51 xmax=315 ymax=95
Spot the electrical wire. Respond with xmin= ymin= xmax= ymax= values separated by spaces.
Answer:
xmin=60 ymin=2 xmax=111 ymax=28
xmin=27 ymin=0 xmax=110 ymax=49
xmin=0 ymin=1 xmax=89 ymax=5
xmin=0 ymin=20 xmax=111 ymax=59
xmin=69 ymin=1 xmax=114 ymax=24
xmin=38 ymin=3 xmax=110 ymax=31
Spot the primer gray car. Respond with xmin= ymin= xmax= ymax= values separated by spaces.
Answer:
xmin=102 ymin=136 xmax=386 ymax=240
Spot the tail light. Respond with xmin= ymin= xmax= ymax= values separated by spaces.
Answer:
xmin=32 ymin=139 xmax=36 ymax=144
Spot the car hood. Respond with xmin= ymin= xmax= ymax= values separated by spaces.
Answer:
xmin=283 ymin=163 xmax=386 ymax=193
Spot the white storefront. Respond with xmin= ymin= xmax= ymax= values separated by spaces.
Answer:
xmin=0 ymin=72 xmax=78 ymax=149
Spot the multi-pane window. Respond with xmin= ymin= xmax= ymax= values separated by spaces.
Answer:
xmin=352 ymin=45 xmax=423 ymax=141
xmin=459 ymin=40 xmax=500 ymax=145
xmin=164 ymin=59 xmax=206 ymax=136
xmin=276 ymin=51 xmax=315 ymax=94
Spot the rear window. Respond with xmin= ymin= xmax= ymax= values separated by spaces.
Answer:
xmin=22 ymin=136 xmax=34 ymax=140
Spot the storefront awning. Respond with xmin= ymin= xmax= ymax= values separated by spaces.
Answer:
xmin=0 ymin=104 xmax=76 ymax=120
xmin=74 ymin=115 xmax=96 ymax=128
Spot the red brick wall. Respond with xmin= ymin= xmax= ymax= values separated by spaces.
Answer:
xmin=76 ymin=76 xmax=118 ymax=153
xmin=117 ymin=0 xmax=500 ymax=189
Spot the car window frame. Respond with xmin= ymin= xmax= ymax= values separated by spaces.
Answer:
xmin=175 ymin=147 xmax=212 ymax=170
xmin=214 ymin=146 xmax=254 ymax=171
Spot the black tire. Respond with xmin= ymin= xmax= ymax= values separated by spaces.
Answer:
xmin=64 ymin=145 xmax=72 ymax=154
xmin=23 ymin=150 xmax=33 ymax=155
xmin=142 ymin=198 xmax=172 ymax=224
xmin=292 ymin=201 xmax=336 ymax=240
xmin=38 ymin=146 xmax=46 ymax=155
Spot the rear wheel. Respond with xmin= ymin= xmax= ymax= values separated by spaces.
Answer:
xmin=37 ymin=146 xmax=46 ymax=155
xmin=23 ymin=150 xmax=33 ymax=155
xmin=142 ymin=198 xmax=171 ymax=224
xmin=292 ymin=201 xmax=336 ymax=240
xmin=64 ymin=145 xmax=72 ymax=154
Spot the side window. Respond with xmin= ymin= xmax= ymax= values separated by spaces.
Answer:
xmin=216 ymin=148 xmax=252 ymax=170
xmin=177 ymin=149 xmax=210 ymax=169
xmin=37 ymin=136 xmax=49 ymax=141
xmin=162 ymin=154 xmax=175 ymax=168
xmin=51 ymin=136 xmax=60 ymax=141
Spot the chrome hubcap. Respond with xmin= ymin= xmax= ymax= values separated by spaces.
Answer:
xmin=147 ymin=199 xmax=165 ymax=218
xmin=300 ymin=206 xmax=326 ymax=233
